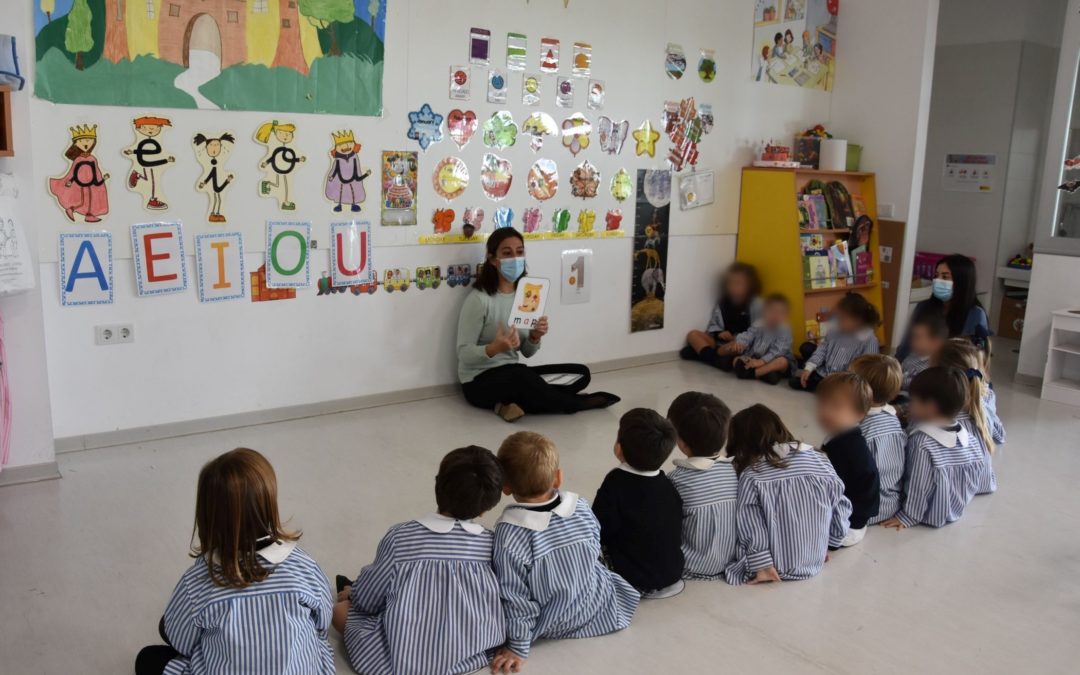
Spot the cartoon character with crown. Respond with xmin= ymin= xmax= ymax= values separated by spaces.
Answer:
xmin=49 ymin=124 xmax=110 ymax=223
xmin=324 ymin=129 xmax=371 ymax=213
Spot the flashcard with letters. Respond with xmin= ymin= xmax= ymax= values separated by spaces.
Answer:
xmin=130 ymin=222 xmax=188 ymax=297
xmin=329 ymin=220 xmax=374 ymax=288
xmin=508 ymin=276 xmax=550 ymax=329
xmin=195 ymin=232 xmax=246 ymax=303
xmin=58 ymin=232 xmax=113 ymax=306
xmin=265 ymin=221 xmax=312 ymax=289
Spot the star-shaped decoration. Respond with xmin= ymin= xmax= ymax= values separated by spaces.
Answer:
xmin=633 ymin=119 xmax=660 ymax=158
xmin=407 ymin=103 xmax=444 ymax=151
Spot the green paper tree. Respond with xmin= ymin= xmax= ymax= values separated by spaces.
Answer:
xmin=64 ymin=0 xmax=94 ymax=70
xmin=298 ymin=0 xmax=354 ymax=56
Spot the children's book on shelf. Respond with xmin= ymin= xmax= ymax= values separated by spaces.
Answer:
xmin=806 ymin=252 xmax=833 ymax=289
xmin=801 ymin=194 xmax=828 ymax=230
xmin=800 ymin=233 xmax=826 ymax=254
xmin=829 ymin=240 xmax=852 ymax=283
xmin=852 ymin=194 xmax=867 ymax=218
xmin=853 ymin=248 xmax=873 ymax=285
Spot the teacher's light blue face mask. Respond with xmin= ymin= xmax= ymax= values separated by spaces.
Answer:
xmin=499 ymin=256 xmax=526 ymax=282
xmin=932 ymin=278 xmax=954 ymax=301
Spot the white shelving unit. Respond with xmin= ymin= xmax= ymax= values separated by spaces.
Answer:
xmin=1042 ymin=308 xmax=1080 ymax=407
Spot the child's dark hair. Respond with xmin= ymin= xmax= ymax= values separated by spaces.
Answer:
xmin=720 ymin=262 xmax=762 ymax=302
xmin=617 ymin=408 xmax=677 ymax=471
xmin=727 ymin=404 xmax=797 ymax=474
xmin=816 ymin=372 xmax=873 ymax=415
xmin=474 ymin=227 xmax=525 ymax=295
xmin=666 ymin=392 xmax=731 ymax=457
xmin=910 ymin=312 xmax=949 ymax=340
xmin=435 ymin=446 xmax=504 ymax=520
xmin=763 ymin=292 xmax=790 ymax=308
xmin=908 ymin=367 xmax=968 ymax=420
xmin=192 ymin=448 xmax=299 ymax=588
xmin=836 ymin=292 xmax=881 ymax=328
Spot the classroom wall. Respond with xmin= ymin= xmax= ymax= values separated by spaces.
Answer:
xmin=936 ymin=0 xmax=1067 ymax=47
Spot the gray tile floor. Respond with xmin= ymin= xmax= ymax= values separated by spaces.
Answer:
xmin=2 ymin=342 xmax=1078 ymax=674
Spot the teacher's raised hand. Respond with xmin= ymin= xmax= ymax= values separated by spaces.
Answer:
xmin=485 ymin=324 xmax=521 ymax=358
xmin=529 ymin=316 xmax=549 ymax=343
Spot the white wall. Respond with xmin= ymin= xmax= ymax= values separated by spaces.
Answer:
xmin=0 ymin=0 xmax=56 ymax=472
xmin=829 ymin=0 xmax=941 ymax=345
xmin=937 ymin=0 xmax=1067 ymax=47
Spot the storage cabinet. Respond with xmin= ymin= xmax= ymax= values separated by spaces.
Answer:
xmin=1041 ymin=308 xmax=1080 ymax=407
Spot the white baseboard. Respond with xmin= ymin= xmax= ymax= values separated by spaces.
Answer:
xmin=55 ymin=351 xmax=680 ymax=454
xmin=0 ymin=461 xmax=61 ymax=487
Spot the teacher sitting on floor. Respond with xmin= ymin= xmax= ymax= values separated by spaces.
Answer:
xmin=456 ymin=227 xmax=620 ymax=422
xmin=896 ymin=253 xmax=990 ymax=361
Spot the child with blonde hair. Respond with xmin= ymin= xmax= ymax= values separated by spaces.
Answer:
xmin=932 ymin=339 xmax=999 ymax=494
xmin=849 ymin=354 xmax=907 ymax=523
xmin=491 ymin=432 xmax=638 ymax=673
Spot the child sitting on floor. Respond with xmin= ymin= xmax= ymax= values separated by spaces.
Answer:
xmin=593 ymin=408 xmax=685 ymax=598
xmin=135 ymin=448 xmax=334 ymax=675
xmin=816 ymin=373 xmax=880 ymax=547
xmin=333 ymin=446 xmax=505 ymax=675
xmin=681 ymin=262 xmax=762 ymax=367
xmin=491 ymin=432 xmax=639 ymax=674
xmin=714 ymin=293 xmax=794 ymax=384
xmin=724 ymin=405 xmax=852 ymax=585
xmin=932 ymin=339 xmax=999 ymax=494
xmin=666 ymin=392 xmax=738 ymax=579
xmin=791 ymin=292 xmax=881 ymax=392
xmin=900 ymin=314 xmax=949 ymax=394
xmin=881 ymin=367 xmax=989 ymax=529
xmin=849 ymin=354 xmax=907 ymax=524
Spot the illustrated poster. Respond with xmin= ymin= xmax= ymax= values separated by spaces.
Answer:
xmin=752 ymin=0 xmax=839 ymax=92
xmin=631 ymin=169 xmax=670 ymax=333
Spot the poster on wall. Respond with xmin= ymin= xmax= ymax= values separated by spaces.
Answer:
xmin=33 ymin=0 xmax=386 ymax=116
xmin=381 ymin=151 xmax=418 ymax=225
xmin=752 ymin=0 xmax=839 ymax=92
xmin=630 ymin=169 xmax=670 ymax=333
xmin=942 ymin=153 xmax=997 ymax=193
xmin=58 ymin=232 xmax=113 ymax=306
xmin=561 ymin=248 xmax=592 ymax=305
xmin=195 ymin=232 xmax=246 ymax=303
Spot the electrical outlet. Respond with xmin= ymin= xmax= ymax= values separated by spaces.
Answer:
xmin=879 ymin=203 xmax=896 ymax=218
xmin=117 ymin=323 xmax=135 ymax=344
xmin=94 ymin=323 xmax=135 ymax=346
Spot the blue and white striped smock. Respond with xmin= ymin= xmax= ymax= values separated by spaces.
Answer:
xmin=804 ymin=329 xmax=880 ymax=376
xmin=724 ymin=444 xmax=852 ymax=585
xmin=161 ymin=542 xmax=335 ymax=675
xmin=493 ymin=492 xmax=639 ymax=658
xmin=895 ymin=424 xmax=986 ymax=527
xmin=958 ymin=408 xmax=998 ymax=496
xmin=984 ymin=387 xmax=1006 ymax=445
xmin=343 ymin=515 xmax=505 ymax=675
xmin=735 ymin=323 xmax=795 ymax=369
xmin=900 ymin=353 xmax=929 ymax=391
xmin=667 ymin=456 xmax=738 ymax=579
xmin=860 ymin=405 xmax=906 ymax=524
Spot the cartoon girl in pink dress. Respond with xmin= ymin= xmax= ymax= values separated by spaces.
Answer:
xmin=49 ymin=124 xmax=110 ymax=223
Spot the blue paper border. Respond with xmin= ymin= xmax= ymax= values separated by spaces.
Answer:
xmin=194 ymin=232 xmax=247 ymax=303
xmin=265 ymin=220 xmax=313 ymax=289
xmin=58 ymin=232 xmax=114 ymax=307
xmin=130 ymin=222 xmax=189 ymax=297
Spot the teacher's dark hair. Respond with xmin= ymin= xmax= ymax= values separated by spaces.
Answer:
xmin=474 ymin=227 xmax=525 ymax=295
xmin=935 ymin=254 xmax=982 ymax=336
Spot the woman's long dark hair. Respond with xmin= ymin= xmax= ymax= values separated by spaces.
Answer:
xmin=933 ymin=254 xmax=982 ymax=336
xmin=474 ymin=227 xmax=525 ymax=295
xmin=727 ymin=404 xmax=797 ymax=475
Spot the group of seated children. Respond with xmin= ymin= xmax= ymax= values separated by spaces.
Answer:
xmin=137 ymin=341 xmax=1004 ymax=674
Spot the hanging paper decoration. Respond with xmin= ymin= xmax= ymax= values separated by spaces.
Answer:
xmin=487 ymin=69 xmax=508 ymax=104
xmin=123 ymin=115 xmax=176 ymax=211
xmin=447 ymin=109 xmax=479 ymax=149
xmin=58 ymin=232 xmax=113 ymax=306
xmin=432 ymin=208 xmax=455 ymax=234
xmin=481 ymin=153 xmax=514 ymax=201
xmin=633 ymin=120 xmax=660 ymax=158
xmin=666 ymin=98 xmax=704 ymax=172
xmin=381 ymin=151 xmax=418 ymax=226
xmin=561 ymin=248 xmax=592 ymax=305
xmin=698 ymin=48 xmax=717 ymax=82
xmin=631 ymin=169 xmax=671 ymax=333
xmin=577 ymin=209 xmax=596 ymax=234
xmin=665 ymin=43 xmax=687 ymax=80
xmin=522 ymin=73 xmax=542 ymax=106
xmin=556 ymin=77 xmax=574 ymax=108
xmin=678 ymin=170 xmax=716 ymax=210
xmin=1059 ymin=180 xmax=1080 ymax=194
xmin=570 ymin=160 xmax=600 ymax=199
xmin=587 ymin=80 xmax=605 ymax=110
xmin=323 ymin=130 xmax=371 ymax=213
xmin=433 ymin=157 xmax=469 ymax=200
xmin=526 ymin=159 xmax=559 ymax=201
xmin=597 ymin=117 xmax=629 ymax=156
xmin=195 ymin=232 xmax=245 ymax=303
xmin=552 ymin=208 xmax=572 ymax=234
xmin=605 ymin=208 xmax=623 ymax=231
xmin=415 ymin=266 xmax=443 ymax=290
xmin=192 ymin=130 xmax=237 ymax=224
xmin=407 ymin=104 xmax=445 ymax=151
xmin=447 ymin=263 xmax=476 ymax=288
xmin=49 ymin=123 xmax=110 ymax=223
xmin=522 ymin=112 xmax=558 ymax=152
xmin=561 ymin=114 xmax=591 ymax=156
xmin=131 ymin=222 xmax=188 ymax=296
xmin=699 ymin=104 xmax=715 ymax=134
xmin=382 ymin=268 xmax=412 ymax=293
xmin=463 ymin=207 xmax=485 ymax=238
xmin=610 ymin=168 xmax=634 ymax=202
xmin=469 ymin=27 xmax=492 ymax=66
xmin=540 ymin=37 xmax=560 ymax=73
xmin=494 ymin=207 xmax=514 ymax=229
xmin=449 ymin=66 xmax=471 ymax=101
xmin=482 ymin=111 xmax=518 ymax=149
xmin=572 ymin=42 xmax=592 ymax=77
xmin=265 ymin=221 xmax=312 ymax=289
xmin=255 ymin=120 xmax=306 ymax=212
xmin=522 ymin=207 xmax=543 ymax=234
xmin=507 ymin=32 xmax=528 ymax=71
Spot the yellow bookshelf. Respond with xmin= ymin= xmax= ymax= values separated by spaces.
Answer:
xmin=736 ymin=167 xmax=887 ymax=349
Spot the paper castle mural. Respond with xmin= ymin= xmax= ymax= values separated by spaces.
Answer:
xmin=33 ymin=0 xmax=386 ymax=115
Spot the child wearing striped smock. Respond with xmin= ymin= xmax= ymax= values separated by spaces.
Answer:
xmin=723 ymin=405 xmax=852 ymax=585
xmin=792 ymin=293 xmax=881 ymax=392
xmin=490 ymin=432 xmax=639 ymax=674
xmin=333 ymin=446 xmax=506 ymax=675
xmin=681 ymin=262 xmax=762 ymax=368
xmin=665 ymin=392 xmax=738 ymax=579
xmin=898 ymin=314 xmax=948 ymax=394
xmin=932 ymin=339 xmax=999 ymax=495
xmin=881 ymin=367 xmax=990 ymax=530
xmin=715 ymin=293 xmax=795 ymax=385
xmin=850 ymin=354 xmax=908 ymax=524
xmin=135 ymin=448 xmax=335 ymax=675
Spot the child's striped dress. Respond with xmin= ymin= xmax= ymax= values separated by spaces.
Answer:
xmin=895 ymin=423 xmax=986 ymax=527
xmin=161 ymin=542 xmax=335 ymax=675
xmin=667 ymin=455 xmax=738 ymax=579
xmin=984 ymin=387 xmax=1006 ymax=445
xmin=343 ymin=516 xmax=505 ymax=675
xmin=493 ymin=492 xmax=639 ymax=659
xmin=734 ymin=323 xmax=795 ymax=368
xmin=724 ymin=444 xmax=852 ymax=585
xmin=860 ymin=405 xmax=906 ymax=524
xmin=805 ymin=328 xmax=880 ymax=376
xmin=900 ymin=353 xmax=929 ymax=391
